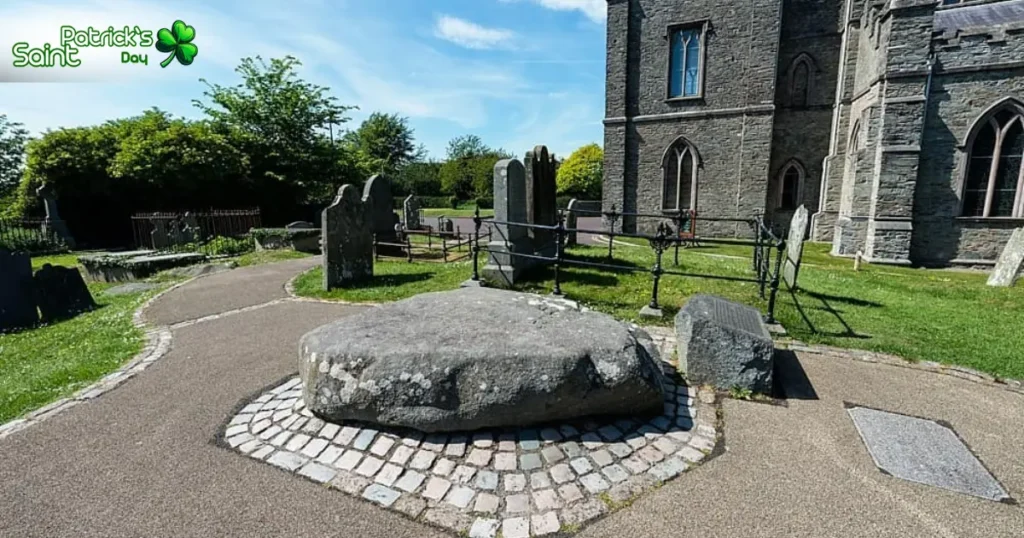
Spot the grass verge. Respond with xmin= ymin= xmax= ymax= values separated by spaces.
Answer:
xmin=231 ymin=249 xmax=313 ymax=267
xmin=1 ymin=259 xmax=178 ymax=423
xmin=292 ymin=241 xmax=1024 ymax=379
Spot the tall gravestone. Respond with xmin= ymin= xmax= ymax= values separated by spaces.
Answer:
xmin=363 ymin=175 xmax=401 ymax=255
xmin=783 ymin=205 xmax=809 ymax=290
xmin=525 ymin=146 xmax=559 ymax=257
xmin=33 ymin=264 xmax=96 ymax=323
xmin=322 ymin=185 xmax=373 ymax=290
xmin=36 ymin=184 xmax=76 ymax=249
xmin=403 ymin=195 xmax=422 ymax=230
xmin=482 ymin=159 xmax=530 ymax=288
xmin=988 ymin=228 xmax=1024 ymax=287
xmin=0 ymin=249 xmax=39 ymax=331
xmin=151 ymin=220 xmax=170 ymax=249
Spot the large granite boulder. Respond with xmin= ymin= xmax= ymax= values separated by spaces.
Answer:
xmin=300 ymin=287 xmax=666 ymax=432
xmin=676 ymin=294 xmax=774 ymax=394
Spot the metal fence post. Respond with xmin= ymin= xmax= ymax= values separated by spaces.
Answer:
xmin=607 ymin=204 xmax=619 ymax=261
xmin=647 ymin=223 xmax=672 ymax=312
xmin=372 ymin=233 xmax=379 ymax=261
xmin=766 ymin=239 xmax=785 ymax=324
xmin=471 ymin=207 xmax=481 ymax=282
xmin=406 ymin=235 xmax=413 ymax=263
xmin=553 ymin=211 xmax=566 ymax=296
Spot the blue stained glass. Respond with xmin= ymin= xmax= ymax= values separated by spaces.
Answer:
xmin=670 ymin=32 xmax=684 ymax=97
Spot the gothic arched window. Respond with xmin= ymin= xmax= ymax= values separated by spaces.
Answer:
xmin=669 ymin=25 xmax=704 ymax=98
xmin=789 ymin=55 xmax=814 ymax=108
xmin=962 ymin=101 xmax=1024 ymax=217
xmin=662 ymin=138 xmax=699 ymax=212
xmin=778 ymin=161 xmax=804 ymax=210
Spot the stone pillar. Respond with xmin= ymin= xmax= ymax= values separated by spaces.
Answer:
xmin=525 ymin=145 xmax=558 ymax=257
xmin=482 ymin=159 xmax=530 ymax=288
xmin=322 ymin=185 xmax=373 ymax=290
xmin=36 ymin=184 xmax=76 ymax=249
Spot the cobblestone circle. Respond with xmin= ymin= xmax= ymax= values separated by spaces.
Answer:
xmin=222 ymin=356 xmax=717 ymax=537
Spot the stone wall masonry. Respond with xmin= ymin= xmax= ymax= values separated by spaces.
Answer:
xmin=606 ymin=0 xmax=631 ymax=118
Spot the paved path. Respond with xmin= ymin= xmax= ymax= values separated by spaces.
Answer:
xmin=1 ymin=259 xmax=1022 ymax=537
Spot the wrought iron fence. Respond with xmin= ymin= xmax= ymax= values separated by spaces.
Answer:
xmin=468 ymin=207 xmax=786 ymax=324
xmin=0 ymin=218 xmax=68 ymax=254
xmin=130 ymin=209 xmax=262 ymax=252
xmin=374 ymin=222 xmax=492 ymax=264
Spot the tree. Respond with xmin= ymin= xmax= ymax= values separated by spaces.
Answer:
xmin=193 ymin=55 xmax=357 ymax=200
xmin=395 ymin=161 xmax=443 ymax=196
xmin=0 ymin=114 xmax=29 ymax=202
xmin=439 ymin=135 xmax=512 ymax=200
xmin=557 ymin=143 xmax=603 ymax=198
xmin=446 ymin=134 xmax=488 ymax=161
xmin=344 ymin=112 xmax=418 ymax=178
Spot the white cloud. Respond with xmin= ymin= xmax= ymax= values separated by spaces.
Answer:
xmin=434 ymin=15 xmax=517 ymax=50
xmin=500 ymin=0 xmax=606 ymax=23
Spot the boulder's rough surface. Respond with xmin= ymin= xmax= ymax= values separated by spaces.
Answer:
xmin=300 ymin=287 xmax=666 ymax=432
xmin=676 ymin=294 xmax=774 ymax=393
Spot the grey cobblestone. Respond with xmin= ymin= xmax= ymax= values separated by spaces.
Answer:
xmin=223 ymin=359 xmax=714 ymax=536
xmin=502 ymin=517 xmax=530 ymax=538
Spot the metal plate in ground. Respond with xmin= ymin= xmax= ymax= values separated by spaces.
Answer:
xmin=848 ymin=406 xmax=1010 ymax=502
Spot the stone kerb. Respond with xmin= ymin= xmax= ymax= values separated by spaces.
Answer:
xmin=483 ymin=159 xmax=531 ymax=288
xmin=987 ymin=227 xmax=1024 ymax=287
xmin=783 ymin=205 xmax=809 ymax=290
xmin=322 ymin=185 xmax=373 ymax=291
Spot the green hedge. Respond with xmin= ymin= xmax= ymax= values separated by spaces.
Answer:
xmin=393 ymin=195 xmax=461 ymax=210
xmin=249 ymin=228 xmax=320 ymax=241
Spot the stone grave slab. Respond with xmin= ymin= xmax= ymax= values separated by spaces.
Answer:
xmin=783 ymin=205 xmax=809 ymax=289
xmin=33 ymin=264 xmax=96 ymax=323
xmin=676 ymin=294 xmax=774 ymax=393
xmin=322 ymin=184 xmax=373 ymax=290
xmin=0 ymin=249 xmax=39 ymax=331
xmin=987 ymin=227 xmax=1024 ymax=287
xmin=848 ymin=406 xmax=1010 ymax=502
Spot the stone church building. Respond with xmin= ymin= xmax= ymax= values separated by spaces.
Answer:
xmin=603 ymin=0 xmax=1024 ymax=266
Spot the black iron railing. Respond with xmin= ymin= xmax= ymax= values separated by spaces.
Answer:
xmin=131 ymin=209 xmax=262 ymax=251
xmin=0 ymin=218 xmax=67 ymax=254
xmin=374 ymin=224 xmax=492 ymax=264
xmin=469 ymin=207 xmax=786 ymax=324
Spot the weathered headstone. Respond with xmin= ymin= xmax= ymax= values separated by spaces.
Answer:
xmin=565 ymin=199 xmax=602 ymax=247
xmin=525 ymin=145 xmax=559 ymax=256
xmin=322 ymin=185 xmax=373 ymax=290
xmin=438 ymin=217 xmax=454 ymax=235
xmin=403 ymin=195 xmax=422 ymax=230
xmin=783 ymin=205 xmax=809 ymax=289
xmin=676 ymin=294 xmax=774 ymax=394
xmin=362 ymin=175 xmax=401 ymax=255
xmin=33 ymin=264 xmax=96 ymax=323
xmin=150 ymin=220 xmax=170 ymax=249
xmin=988 ymin=228 xmax=1024 ymax=287
xmin=182 ymin=212 xmax=201 ymax=243
xmin=482 ymin=159 xmax=531 ymax=288
xmin=0 ymin=249 xmax=39 ymax=331
xmin=286 ymin=221 xmax=316 ymax=230
xmin=36 ymin=184 xmax=76 ymax=249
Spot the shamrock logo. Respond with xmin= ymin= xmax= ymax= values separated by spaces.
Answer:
xmin=155 ymin=20 xmax=198 ymax=68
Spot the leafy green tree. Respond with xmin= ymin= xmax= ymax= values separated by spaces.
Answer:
xmin=556 ymin=143 xmax=603 ymax=198
xmin=344 ymin=112 xmax=419 ymax=178
xmin=193 ymin=55 xmax=357 ymax=200
xmin=395 ymin=161 xmax=443 ymax=196
xmin=439 ymin=135 xmax=511 ymax=200
xmin=0 ymin=114 xmax=29 ymax=203
xmin=446 ymin=135 xmax=488 ymax=161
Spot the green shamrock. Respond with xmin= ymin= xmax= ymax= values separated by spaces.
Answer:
xmin=155 ymin=20 xmax=198 ymax=68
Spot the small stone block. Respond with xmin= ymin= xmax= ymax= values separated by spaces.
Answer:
xmin=300 ymin=438 xmax=329 ymax=459
xmin=608 ymin=442 xmax=633 ymax=458
xmin=395 ymin=470 xmax=427 ymax=493
xmin=369 ymin=436 xmax=395 ymax=457
xmin=423 ymin=476 xmax=453 ymax=501
xmin=446 ymin=485 xmax=476 ymax=509
xmin=433 ymin=457 xmax=456 ymax=477
xmin=470 ymin=518 xmax=499 ymax=538
xmin=677 ymin=446 xmax=705 ymax=463
xmin=561 ymin=441 xmax=584 ymax=458
xmin=653 ymin=437 xmax=678 ymax=455
xmin=590 ymin=449 xmax=614 ymax=467
xmin=579 ymin=473 xmax=610 ymax=494
xmin=451 ymin=464 xmax=477 ymax=484
xmin=362 ymin=484 xmax=400 ymax=507
xmin=520 ymin=453 xmax=542 ymax=471
xmin=637 ymin=446 xmax=665 ymax=464
xmin=467 ymin=448 xmax=493 ymax=467
xmin=331 ymin=471 xmax=371 ymax=495
xmin=531 ymin=512 xmax=560 ymax=536
xmin=316 ymin=445 xmax=345 ymax=466
xmin=580 ymin=432 xmax=604 ymax=449
xmin=389 ymin=445 xmax=415 ymax=465
xmin=504 ymin=473 xmax=527 ymax=492
xmin=539 ymin=428 xmax=562 ymax=442
xmin=284 ymin=433 xmax=311 ymax=453
xmin=472 ymin=433 xmax=494 ymax=448
xmin=319 ymin=423 xmax=341 ymax=439
xmin=335 ymin=450 xmax=363 ymax=471
xmin=335 ymin=426 xmax=359 ymax=446
xmin=352 ymin=429 xmax=377 ymax=451
xmin=393 ymin=495 xmax=428 ymax=519
xmin=445 ymin=442 xmax=467 ymax=458
xmin=502 ymin=517 xmax=530 ymax=538
xmin=598 ymin=425 xmax=624 ymax=441
xmin=549 ymin=463 xmax=575 ymax=484
xmin=475 ymin=470 xmax=499 ymax=491
xmin=532 ymin=489 xmax=562 ymax=511
xmin=530 ymin=471 xmax=552 ymax=489
xmin=375 ymin=463 xmax=404 ymax=486
xmin=474 ymin=493 xmax=500 ymax=514
xmin=561 ymin=498 xmax=608 ymax=526
xmin=298 ymin=462 xmax=338 ymax=483
xmin=494 ymin=452 xmax=517 ymax=471
xmin=505 ymin=494 xmax=530 ymax=514
xmin=354 ymin=455 xmax=385 ymax=477
xmin=649 ymin=457 xmax=689 ymax=481
xmin=602 ymin=464 xmax=630 ymax=483
xmin=409 ymin=450 xmax=436 ymax=470
xmin=569 ymin=457 xmax=593 ymax=475
xmin=557 ymin=483 xmax=584 ymax=504
xmin=267 ymin=451 xmax=307 ymax=471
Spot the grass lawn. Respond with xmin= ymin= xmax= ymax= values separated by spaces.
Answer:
xmin=1 ymin=254 xmax=178 ymax=423
xmin=293 ymin=241 xmax=1024 ymax=379
xmin=231 ymin=249 xmax=313 ymax=267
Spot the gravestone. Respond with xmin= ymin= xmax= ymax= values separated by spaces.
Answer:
xmin=566 ymin=199 xmax=602 ymax=247
xmin=182 ymin=212 xmax=201 ymax=243
xmin=525 ymin=146 xmax=559 ymax=256
xmin=438 ymin=217 xmax=454 ymax=235
xmin=150 ymin=220 xmax=170 ymax=249
xmin=33 ymin=264 xmax=96 ymax=323
xmin=676 ymin=294 xmax=774 ymax=394
xmin=322 ymin=185 xmax=373 ymax=290
xmin=482 ymin=159 xmax=531 ymax=288
xmin=987 ymin=228 xmax=1024 ymax=287
xmin=403 ymin=195 xmax=422 ymax=230
xmin=783 ymin=205 xmax=809 ymax=290
xmin=286 ymin=221 xmax=316 ymax=230
xmin=36 ymin=184 xmax=76 ymax=249
xmin=362 ymin=175 xmax=402 ymax=255
xmin=0 ymin=249 xmax=39 ymax=331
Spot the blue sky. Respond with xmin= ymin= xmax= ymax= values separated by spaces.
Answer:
xmin=0 ymin=0 xmax=607 ymax=159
